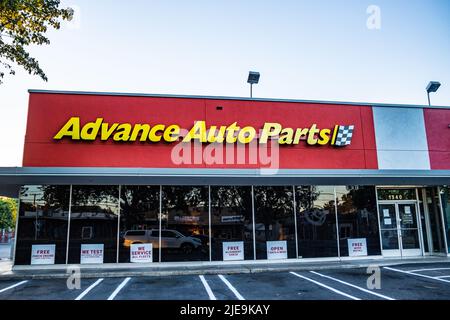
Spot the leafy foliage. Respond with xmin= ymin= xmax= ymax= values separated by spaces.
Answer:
xmin=0 ymin=0 xmax=73 ymax=84
xmin=0 ymin=197 xmax=17 ymax=229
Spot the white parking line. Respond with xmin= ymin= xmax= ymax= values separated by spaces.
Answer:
xmin=384 ymin=267 xmax=450 ymax=284
xmin=107 ymin=277 xmax=131 ymax=300
xmin=310 ymin=271 xmax=395 ymax=300
xmin=409 ymin=267 xmax=450 ymax=273
xmin=290 ymin=271 xmax=360 ymax=300
xmin=0 ymin=280 xmax=28 ymax=293
xmin=436 ymin=276 xmax=450 ymax=279
xmin=199 ymin=275 xmax=217 ymax=300
xmin=218 ymin=275 xmax=245 ymax=300
xmin=75 ymin=278 xmax=104 ymax=300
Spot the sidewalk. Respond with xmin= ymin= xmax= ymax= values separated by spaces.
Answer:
xmin=1 ymin=256 xmax=449 ymax=280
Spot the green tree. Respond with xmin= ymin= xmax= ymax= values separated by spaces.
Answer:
xmin=0 ymin=197 xmax=17 ymax=230
xmin=0 ymin=0 xmax=73 ymax=84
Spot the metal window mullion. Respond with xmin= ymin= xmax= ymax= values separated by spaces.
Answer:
xmin=12 ymin=187 xmax=22 ymax=265
xmin=437 ymin=186 xmax=449 ymax=254
xmin=65 ymin=185 xmax=73 ymax=265
xmin=159 ymin=185 xmax=162 ymax=263
xmin=374 ymin=187 xmax=384 ymax=256
xmin=208 ymin=185 xmax=212 ymax=262
xmin=251 ymin=185 xmax=256 ymax=260
xmin=334 ymin=187 xmax=341 ymax=259
xmin=116 ymin=185 xmax=121 ymax=264
xmin=292 ymin=185 xmax=299 ymax=259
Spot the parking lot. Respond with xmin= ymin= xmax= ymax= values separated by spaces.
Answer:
xmin=1 ymin=262 xmax=450 ymax=300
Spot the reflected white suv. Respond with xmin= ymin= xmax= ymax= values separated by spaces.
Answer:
xmin=123 ymin=229 xmax=202 ymax=253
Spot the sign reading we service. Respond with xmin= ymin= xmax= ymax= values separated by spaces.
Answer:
xmin=130 ymin=243 xmax=152 ymax=263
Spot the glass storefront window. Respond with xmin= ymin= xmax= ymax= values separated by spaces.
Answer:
xmin=16 ymin=185 xmax=70 ymax=265
xmin=254 ymin=186 xmax=296 ymax=259
xmin=161 ymin=186 xmax=209 ymax=262
xmin=68 ymin=186 xmax=119 ymax=264
xmin=210 ymin=186 xmax=254 ymax=261
xmin=119 ymin=186 xmax=160 ymax=263
xmin=295 ymin=186 xmax=338 ymax=258
xmin=335 ymin=186 xmax=381 ymax=256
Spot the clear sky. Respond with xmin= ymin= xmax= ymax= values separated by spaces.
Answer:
xmin=0 ymin=0 xmax=449 ymax=166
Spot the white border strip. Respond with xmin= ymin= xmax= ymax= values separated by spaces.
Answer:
xmin=107 ymin=277 xmax=131 ymax=300
xmin=199 ymin=275 xmax=216 ymax=300
xmin=218 ymin=275 xmax=245 ymax=300
xmin=290 ymin=271 xmax=360 ymax=300
xmin=310 ymin=271 xmax=395 ymax=300
xmin=75 ymin=278 xmax=104 ymax=300
xmin=0 ymin=280 xmax=28 ymax=293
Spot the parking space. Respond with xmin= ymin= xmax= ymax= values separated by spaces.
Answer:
xmin=1 ymin=262 xmax=450 ymax=300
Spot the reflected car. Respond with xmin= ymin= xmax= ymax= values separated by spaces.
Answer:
xmin=123 ymin=229 xmax=202 ymax=253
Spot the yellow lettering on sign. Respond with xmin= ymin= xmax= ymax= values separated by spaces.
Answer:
xmin=260 ymin=123 xmax=282 ymax=144
xmin=307 ymin=124 xmax=320 ymax=145
xmin=238 ymin=126 xmax=256 ymax=144
xmin=101 ymin=123 xmax=119 ymax=141
xmin=317 ymin=129 xmax=331 ymax=145
xmin=113 ymin=123 xmax=132 ymax=141
xmin=54 ymin=117 xmax=81 ymax=140
xmin=164 ymin=125 xmax=180 ymax=142
xmin=148 ymin=124 xmax=165 ymax=142
xmin=183 ymin=121 xmax=207 ymax=143
xmin=129 ymin=124 xmax=150 ymax=142
xmin=80 ymin=118 xmax=103 ymax=140
xmin=279 ymin=128 xmax=294 ymax=145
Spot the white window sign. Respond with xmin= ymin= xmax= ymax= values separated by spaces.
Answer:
xmin=223 ymin=241 xmax=244 ymax=261
xmin=31 ymin=244 xmax=56 ymax=265
xmin=266 ymin=241 xmax=288 ymax=260
xmin=347 ymin=238 xmax=368 ymax=257
xmin=80 ymin=244 xmax=104 ymax=264
xmin=383 ymin=209 xmax=390 ymax=217
xmin=130 ymin=243 xmax=152 ymax=263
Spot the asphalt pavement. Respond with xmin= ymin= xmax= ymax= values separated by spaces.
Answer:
xmin=1 ymin=262 xmax=450 ymax=300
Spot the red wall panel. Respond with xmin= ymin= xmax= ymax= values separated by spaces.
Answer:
xmin=424 ymin=108 xmax=450 ymax=169
xmin=23 ymin=93 xmax=378 ymax=169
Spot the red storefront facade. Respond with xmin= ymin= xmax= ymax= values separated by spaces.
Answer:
xmin=1 ymin=90 xmax=449 ymax=266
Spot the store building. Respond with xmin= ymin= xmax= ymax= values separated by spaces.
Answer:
xmin=0 ymin=89 xmax=449 ymax=267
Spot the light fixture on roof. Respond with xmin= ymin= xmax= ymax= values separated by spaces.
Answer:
xmin=426 ymin=81 xmax=441 ymax=107
xmin=247 ymin=71 xmax=260 ymax=98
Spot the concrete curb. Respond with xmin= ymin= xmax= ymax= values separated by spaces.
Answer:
xmin=1 ymin=258 xmax=449 ymax=280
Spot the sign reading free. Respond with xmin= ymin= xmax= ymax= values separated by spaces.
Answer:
xmin=31 ymin=244 xmax=56 ymax=265
xmin=222 ymin=241 xmax=244 ymax=261
xmin=347 ymin=238 xmax=368 ymax=257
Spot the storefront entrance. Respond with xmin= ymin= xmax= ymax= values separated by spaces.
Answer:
xmin=378 ymin=201 xmax=421 ymax=257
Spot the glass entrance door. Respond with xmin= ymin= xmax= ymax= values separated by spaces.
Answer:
xmin=378 ymin=202 xmax=421 ymax=257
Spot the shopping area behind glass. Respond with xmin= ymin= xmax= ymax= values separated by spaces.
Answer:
xmin=14 ymin=184 xmax=450 ymax=265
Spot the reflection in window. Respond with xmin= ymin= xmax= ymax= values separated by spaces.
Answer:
xmin=211 ymin=186 xmax=254 ymax=260
xmin=16 ymin=185 xmax=70 ymax=265
xmin=296 ymin=186 xmax=338 ymax=258
xmin=335 ymin=186 xmax=381 ymax=256
xmin=119 ymin=186 xmax=160 ymax=262
xmin=254 ymin=186 xmax=295 ymax=259
xmin=68 ymin=186 xmax=119 ymax=264
xmin=161 ymin=186 xmax=209 ymax=262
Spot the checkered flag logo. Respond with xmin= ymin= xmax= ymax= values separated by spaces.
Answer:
xmin=334 ymin=125 xmax=354 ymax=146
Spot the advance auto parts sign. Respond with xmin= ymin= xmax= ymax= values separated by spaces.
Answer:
xmin=53 ymin=118 xmax=355 ymax=147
